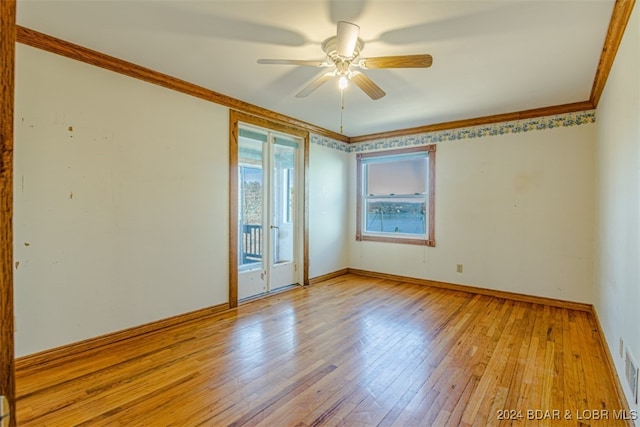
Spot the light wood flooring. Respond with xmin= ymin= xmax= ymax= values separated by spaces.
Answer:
xmin=15 ymin=274 xmax=631 ymax=426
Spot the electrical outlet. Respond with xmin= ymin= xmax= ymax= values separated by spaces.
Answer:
xmin=619 ymin=337 xmax=624 ymax=358
xmin=456 ymin=264 xmax=463 ymax=273
xmin=625 ymin=350 xmax=639 ymax=404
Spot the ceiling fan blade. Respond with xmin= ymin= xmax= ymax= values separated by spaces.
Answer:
xmin=350 ymin=72 xmax=385 ymax=100
xmin=257 ymin=59 xmax=328 ymax=67
xmin=336 ymin=21 xmax=360 ymax=57
xmin=295 ymin=72 xmax=334 ymax=98
xmin=359 ymin=54 xmax=433 ymax=69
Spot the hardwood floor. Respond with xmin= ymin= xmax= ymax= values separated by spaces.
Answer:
xmin=16 ymin=274 xmax=631 ymax=426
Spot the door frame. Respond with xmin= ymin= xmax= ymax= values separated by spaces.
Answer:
xmin=237 ymin=127 xmax=301 ymax=299
xmin=229 ymin=110 xmax=309 ymax=308
xmin=1 ymin=1 xmax=16 ymax=426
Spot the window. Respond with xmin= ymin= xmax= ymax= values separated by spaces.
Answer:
xmin=356 ymin=145 xmax=436 ymax=246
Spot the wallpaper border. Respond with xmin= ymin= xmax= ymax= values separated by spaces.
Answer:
xmin=311 ymin=109 xmax=596 ymax=153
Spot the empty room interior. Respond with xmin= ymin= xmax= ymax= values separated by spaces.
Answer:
xmin=1 ymin=0 xmax=639 ymax=426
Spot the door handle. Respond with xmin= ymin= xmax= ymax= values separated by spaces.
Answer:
xmin=270 ymin=225 xmax=279 ymax=229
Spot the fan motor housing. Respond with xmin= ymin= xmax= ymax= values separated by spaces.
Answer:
xmin=322 ymin=36 xmax=365 ymax=62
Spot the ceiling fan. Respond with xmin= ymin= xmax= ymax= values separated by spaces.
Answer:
xmin=257 ymin=21 xmax=433 ymax=100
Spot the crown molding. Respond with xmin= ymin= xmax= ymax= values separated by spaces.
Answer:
xmin=351 ymin=0 xmax=634 ymax=143
xmin=13 ymin=0 xmax=635 ymax=144
xmin=15 ymin=26 xmax=349 ymax=143
xmin=589 ymin=0 xmax=636 ymax=107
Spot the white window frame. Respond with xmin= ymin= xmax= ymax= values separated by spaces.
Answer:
xmin=356 ymin=145 xmax=436 ymax=246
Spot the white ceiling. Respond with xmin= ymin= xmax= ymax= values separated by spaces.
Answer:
xmin=17 ymin=0 xmax=615 ymax=137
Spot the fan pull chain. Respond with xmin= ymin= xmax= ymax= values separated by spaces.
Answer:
xmin=340 ymin=89 xmax=345 ymax=134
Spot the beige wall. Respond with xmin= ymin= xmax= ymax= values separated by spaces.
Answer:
xmin=14 ymin=45 xmax=229 ymax=356
xmin=308 ymin=142 xmax=350 ymax=278
xmin=595 ymin=4 xmax=640 ymax=419
xmin=12 ymin=31 xmax=609 ymax=367
xmin=13 ymin=44 xmax=353 ymax=357
xmin=348 ymin=123 xmax=596 ymax=303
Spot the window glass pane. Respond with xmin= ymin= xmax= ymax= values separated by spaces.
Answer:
xmin=273 ymin=143 xmax=296 ymax=264
xmin=239 ymin=135 xmax=263 ymax=269
xmin=366 ymin=156 xmax=427 ymax=195
xmin=274 ymin=136 xmax=299 ymax=149
xmin=239 ymin=128 xmax=268 ymax=143
xmin=239 ymin=137 xmax=264 ymax=164
xmin=365 ymin=198 xmax=426 ymax=235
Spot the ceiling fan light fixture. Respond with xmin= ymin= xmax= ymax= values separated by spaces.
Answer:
xmin=338 ymin=75 xmax=349 ymax=90
xmin=257 ymin=21 xmax=432 ymax=104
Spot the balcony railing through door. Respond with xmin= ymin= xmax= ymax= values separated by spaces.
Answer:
xmin=241 ymin=224 xmax=262 ymax=264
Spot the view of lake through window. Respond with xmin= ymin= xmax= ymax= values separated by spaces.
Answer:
xmin=366 ymin=200 xmax=426 ymax=235
xmin=356 ymin=145 xmax=436 ymax=246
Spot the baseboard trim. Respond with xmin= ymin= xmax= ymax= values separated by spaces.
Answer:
xmin=15 ymin=302 xmax=229 ymax=371
xmin=15 ymin=269 xmax=594 ymax=371
xmin=347 ymin=268 xmax=593 ymax=312
xmin=308 ymin=268 xmax=350 ymax=285
xmin=591 ymin=307 xmax=634 ymax=424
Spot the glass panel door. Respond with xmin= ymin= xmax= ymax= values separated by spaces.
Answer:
xmin=238 ymin=129 xmax=267 ymax=300
xmin=269 ymin=138 xmax=298 ymax=290
xmin=237 ymin=127 xmax=300 ymax=300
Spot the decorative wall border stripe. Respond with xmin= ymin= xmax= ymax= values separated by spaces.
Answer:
xmin=311 ymin=110 xmax=596 ymax=154
xmin=350 ymin=101 xmax=595 ymax=143
xmin=310 ymin=134 xmax=351 ymax=152
xmin=12 ymin=0 xmax=634 ymax=147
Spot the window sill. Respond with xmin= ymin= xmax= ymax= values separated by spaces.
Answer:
xmin=356 ymin=234 xmax=435 ymax=247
